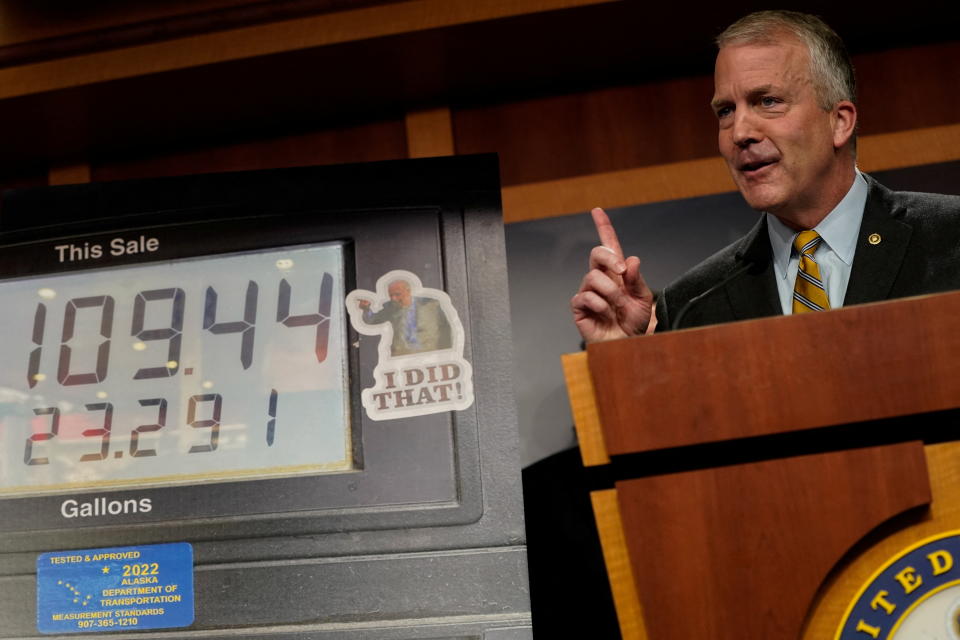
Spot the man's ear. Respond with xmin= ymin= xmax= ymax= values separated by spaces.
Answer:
xmin=833 ymin=100 xmax=857 ymax=149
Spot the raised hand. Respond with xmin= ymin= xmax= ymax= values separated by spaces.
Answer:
xmin=570 ymin=207 xmax=655 ymax=343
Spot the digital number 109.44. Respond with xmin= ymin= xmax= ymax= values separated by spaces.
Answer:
xmin=26 ymin=274 xmax=333 ymax=388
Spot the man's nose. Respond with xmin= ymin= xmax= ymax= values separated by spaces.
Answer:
xmin=732 ymin=109 xmax=762 ymax=148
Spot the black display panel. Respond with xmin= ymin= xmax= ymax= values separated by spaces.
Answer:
xmin=0 ymin=156 xmax=499 ymax=551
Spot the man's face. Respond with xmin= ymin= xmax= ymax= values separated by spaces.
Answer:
xmin=712 ymin=37 xmax=848 ymax=225
xmin=388 ymin=281 xmax=413 ymax=307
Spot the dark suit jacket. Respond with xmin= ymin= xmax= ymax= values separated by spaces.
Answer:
xmin=655 ymin=174 xmax=960 ymax=331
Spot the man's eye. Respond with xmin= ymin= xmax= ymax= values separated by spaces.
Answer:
xmin=760 ymin=96 xmax=779 ymax=107
xmin=716 ymin=106 xmax=732 ymax=118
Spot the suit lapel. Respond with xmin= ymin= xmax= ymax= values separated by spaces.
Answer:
xmin=724 ymin=215 xmax=782 ymax=320
xmin=843 ymin=176 xmax=913 ymax=305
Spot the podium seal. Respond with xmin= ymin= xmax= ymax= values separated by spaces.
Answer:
xmin=837 ymin=531 xmax=960 ymax=639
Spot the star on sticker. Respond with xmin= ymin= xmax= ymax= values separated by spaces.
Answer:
xmin=102 ymin=566 xmax=110 ymax=574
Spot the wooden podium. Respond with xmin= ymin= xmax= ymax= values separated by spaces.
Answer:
xmin=562 ymin=290 xmax=960 ymax=639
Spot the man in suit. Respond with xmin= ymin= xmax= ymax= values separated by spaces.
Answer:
xmin=358 ymin=278 xmax=452 ymax=356
xmin=571 ymin=10 xmax=960 ymax=340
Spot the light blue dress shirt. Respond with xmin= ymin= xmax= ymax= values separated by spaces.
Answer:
xmin=766 ymin=171 xmax=868 ymax=314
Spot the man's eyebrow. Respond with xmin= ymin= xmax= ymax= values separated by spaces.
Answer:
xmin=711 ymin=84 xmax=785 ymax=110
xmin=746 ymin=84 xmax=785 ymax=100
xmin=710 ymin=96 xmax=730 ymax=110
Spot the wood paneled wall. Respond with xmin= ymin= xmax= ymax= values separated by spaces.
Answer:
xmin=856 ymin=41 xmax=960 ymax=134
xmin=453 ymin=76 xmax=718 ymax=187
xmin=80 ymin=40 xmax=960 ymax=221
xmin=455 ymin=40 xmax=960 ymax=188
xmin=92 ymin=117 xmax=408 ymax=182
xmin=0 ymin=3 xmax=957 ymax=225
xmin=0 ymin=0 xmax=257 ymax=48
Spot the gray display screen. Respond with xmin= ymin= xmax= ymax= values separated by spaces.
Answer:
xmin=0 ymin=242 xmax=352 ymax=497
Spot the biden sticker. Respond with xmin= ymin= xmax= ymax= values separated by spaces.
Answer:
xmin=346 ymin=270 xmax=473 ymax=421
xmin=836 ymin=531 xmax=960 ymax=639
xmin=37 ymin=542 xmax=194 ymax=634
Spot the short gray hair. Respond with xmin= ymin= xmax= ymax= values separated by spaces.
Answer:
xmin=717 ymin=10 xmax=856 ymax=111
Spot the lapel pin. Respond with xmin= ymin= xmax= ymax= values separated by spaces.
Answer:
xmin=868 ymin=233 xmax=882 ymax=245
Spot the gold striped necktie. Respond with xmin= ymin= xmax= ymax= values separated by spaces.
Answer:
xmin=792 ymin=230 xmax=830 ymax=313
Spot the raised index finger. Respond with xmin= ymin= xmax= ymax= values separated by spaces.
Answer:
xmin=591 ymin=207 xmax=623 ymax=259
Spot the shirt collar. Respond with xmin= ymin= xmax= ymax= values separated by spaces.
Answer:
xmin=766 ymin=170 xmax=868 ymax=278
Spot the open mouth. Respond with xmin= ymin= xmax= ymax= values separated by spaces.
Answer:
xmin=740 ymin=160 xmax=777 ymax=174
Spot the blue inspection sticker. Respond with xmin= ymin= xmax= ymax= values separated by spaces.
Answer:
xmin=37 ymin=542 xmax=194 ymax=634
